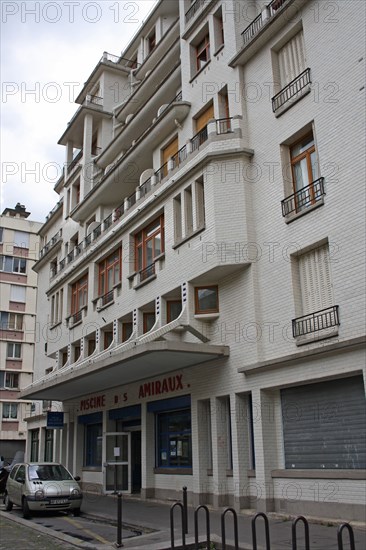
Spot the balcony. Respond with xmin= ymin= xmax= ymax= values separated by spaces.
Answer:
xmin=139 ymin=263 xmax=156 ymax=284
xmin=242 ymin=0 xmax=290 ymax=46
xmin=185 ymin=0 xmax=205 ymax=23
xmin=39 ymin=229 xmax=62 ymax=260
xmin=292 ymin=306 xmax=340 ymax=339
xmin=97 ymin=290 xmax=114 ymax=310
xmin=68 ymin=308 xmax=86 ymax=328
xmin=272 ymin=68 xmax=311 ymax=115
xmin=281 ymin=177 xmax=325 ymax=218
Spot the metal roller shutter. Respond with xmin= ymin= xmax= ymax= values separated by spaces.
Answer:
xmin=281 ymin=376 xmax=366 ymax=469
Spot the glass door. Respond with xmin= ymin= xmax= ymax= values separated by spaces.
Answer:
xmin=104 ymin=432 xmax=131 ymax=493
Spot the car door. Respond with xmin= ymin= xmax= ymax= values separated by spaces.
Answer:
xmin=11 ymin=464 xmax=26 ymax=505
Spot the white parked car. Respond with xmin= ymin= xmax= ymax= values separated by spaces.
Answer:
xmin=4 ymin=462 xmax=82 ymax=518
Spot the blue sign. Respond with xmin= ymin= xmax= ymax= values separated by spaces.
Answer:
xmin=47 ymin=412 xmax=64 ymax=429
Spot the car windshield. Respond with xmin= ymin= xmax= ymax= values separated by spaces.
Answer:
xmin=28 ymin=464 xmax=73 ymax=481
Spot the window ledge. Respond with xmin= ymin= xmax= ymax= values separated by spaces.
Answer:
xmin=189 ymin=60 xmax=212 ymax=83
xmin=213 ymin=44 xmax=225 ymax=57
xmin=50 ymin=321 xmax=62 ymax=330
xmin=6 ymin=357 xmax=22 ymax=362
xmin=154 ymin=468 xmax=192 ymax=475
xmin=284 ymin=198 xmax=324 ymax=224
xmin=295 ymin=326 xmax=339 ymax=346
xmin=194 ymin=313 xmax=220 ymax=322
xmin=274 ymin=84 xmax=311 ymax=117
xmin=271 ymin=469 xmax=366 ymax=480
xmin=134 ymin=273 xmax=157 ymax=290
xmin=226 ymin=469 xmax=233 ymax=477
xmin=172 ymin=225 xmax=206 ymax=250
xmin=247 ymin=469 xmax=256 ymax=478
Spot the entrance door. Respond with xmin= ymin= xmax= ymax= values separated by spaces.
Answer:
xmin=104 ymin=432 xmax=131 ymax=493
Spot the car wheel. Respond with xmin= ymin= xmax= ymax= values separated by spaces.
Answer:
xmin=73 ymin=507 xmax=81 ymax=517
xmin=22 ymin=497 xmax=31 ymax=519
xmin=4 ymin=493 xmax=13 ymax=511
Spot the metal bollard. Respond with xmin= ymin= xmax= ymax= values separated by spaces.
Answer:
xmin=183 ymin=486 xmax=188 ymax=534
xmin=115 ymin=492 xmax=124 ymax=548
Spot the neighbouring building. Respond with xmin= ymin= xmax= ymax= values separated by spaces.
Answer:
xmin=22 ymin=0 xmax=365 ymax=521
xmin=0 ymin=204 xmax=42 ymax=462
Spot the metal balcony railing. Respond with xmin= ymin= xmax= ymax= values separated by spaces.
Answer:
xmin=292 ymin=305 xmax=340 ymax=337
xmin=216 ymin=117 xmax=233 ymax=135
xmin=99 ymin=290 xmax=114 ymax=307
xmin=71 ymin=310 xmax=83 ymax=325
xmin=101 ymin=52 xmax=120 ymax=63
xmin=191 ymin=125 xmax=208 ymax=152
xmin=272 ymin=68 xmax=311 ymax=113
xmin=39 ymin=229 xmax=62 ymax=259
xmin=139 ymin=263 xmax=155 ymax=283
xmin=88 ymin=94 xmax=103 ymax=106
xmin=185 ymin=0 xmax=205 ymax=23
xmin=155 ymin=163 xmax=168 ymax=183
xmin=268 ymin=0 xmax=289 ymax=16
xmin=171 ymin=145 xmax=188 ymax=169
xmin=242 ymin=13 xmax=263 ymax=45
xmin=282 ymin=178 xmax=325 ymax=217
xmin=104 ymin=214 xmax=113 ymax=230
xmin=67 ymin=150 xmax=82 ymax=174
xmin=140 ymin=178 xmax=152 ymax=197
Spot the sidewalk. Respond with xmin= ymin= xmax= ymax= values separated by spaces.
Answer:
xmin=1 ymin=492 xmax=365 ymax=549
xmin=80 ymin=492 xmax=366 ymax=549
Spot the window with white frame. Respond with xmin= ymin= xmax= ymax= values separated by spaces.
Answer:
xmin=13 ymin=230 xmax=30 ymax=248
xmin=50 ymin=289 xmax=63 ymax=326
xmin=0 ymin=312 xmax=23 ymax=330
xmin=0 ymin=255 xmax=26 ymax=274
xmin=0 ymin=371 xmax=20 ymax=389
xmin=2 ymin=402 xmax=18 ymax=419
xmin=10 ymin=284 xmax=26 ymax=303
xmin=173 ymin=178 xmax=205 ymax=245
xmin=7 ymin=342 xmax=22 ymax=359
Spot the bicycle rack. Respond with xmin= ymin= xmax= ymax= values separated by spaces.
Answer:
xmin=194 ymin=504 xmax=211 ymax=550
xmin=292 ymin=515 xmax=310 ymax=550
xmin=221 ymin=507 xmax=239 ymax=550
xmin=337 ymin=523 xmax=355 ymax=550
xmin=170 ymin=501 xmax=187 ymax=549
xmin=252 ymin=512 xmax=271 ymax=550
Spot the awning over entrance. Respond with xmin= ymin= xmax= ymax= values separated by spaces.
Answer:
xmin=20 ymin=341 xmax=229 ymax=401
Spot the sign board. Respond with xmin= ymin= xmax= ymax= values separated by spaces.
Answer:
xmin=47 ymin=411 xmax=64 ymax=429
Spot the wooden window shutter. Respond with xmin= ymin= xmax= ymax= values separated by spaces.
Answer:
xmin=195 ymin=103 xmax=214 ymax=132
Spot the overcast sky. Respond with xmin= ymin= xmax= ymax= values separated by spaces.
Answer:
xmin=1 ymin=0 xmax=158 ymax=222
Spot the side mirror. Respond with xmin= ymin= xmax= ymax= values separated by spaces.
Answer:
xmin=74 ymin=476 xmax=81 ymax=481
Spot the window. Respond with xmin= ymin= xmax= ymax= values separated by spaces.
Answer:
xmin=7 ymin=342 xmax=21 ymax=359
xmin=195 ymin=286 xmax=219 ymax=314
xmin=143 ymin=311 xmax=156 ymax=333
xmin=0 ymin=256 xmax=26 ymax=274
xmin=103 ymin=330 xmax=113 ymax=349
xmin=44 ymin=429 xmax=54 ymax=462
xmin=293 ymin=243 xmax=339 ymax=338
xmin=0 ymin=372 xmax=20 ymax=389
xmin=0 ymin=227 xmax=3 ymax=242
xmin=135 ymin=215 xmax=164 ymax=279
xmin=30 ymin=429 xmax=39 ymax=461
xmin=10 ymin=284 xmax=26 ymax=303
xmin=277 ymin=30 xmax=306 ymax=89
xmin=147 ymin=29 xmax=156 ymax=53
xmin=51 ymin=289 xmax=63 ymax=325
xmin=213 ymin=8 xmax=224 ymax=50
xmin=122 ymin=322 xmax=133 ymax=342
xmin=98 ymin=248 xmax=121 ymax=298
xmin=167 ymin=301 xmax=182 ymax=323
xmin=2 ymin=402 xmax=18 ymax=419
xmin=13 ymin=230 xmax=30 ymax=248
xmin=0 ymin=312 xmax=23 ymax=330
xmin=196 ymin=33 xmax=210 ymax=72
xmin=85 ymin=423 xmax=102 ymax=467
xmin=174 ymin=179 xmax=205 ymax=245
xmin=87 ymin=338 xmax=96 ymax=356
xmin=156 ymin=409 xmax=192 ymax=468
xmin=289 ymin=132 xmax=320 ymax=211
xmin=71 ymin=274 xmax=88 ymax=315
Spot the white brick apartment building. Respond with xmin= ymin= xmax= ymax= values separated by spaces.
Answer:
xmin=22 ymin=0 xmax=365 ymax=521
xmin=0 ymin=204 xmax=41 ymax=462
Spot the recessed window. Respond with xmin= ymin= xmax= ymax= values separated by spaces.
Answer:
xmin=167 ymin=300 xmax=182 ymax=323
xmin=84 ymin=423 xmax=102 ymax=467
xmin=147 ymin=29 xmax=156 ymax=54
xmin=2 ymin=402 xmax=18 ymax=419
xmin=196 ymin=33 xmax=210 ymax=72
xmin=195 ymin=286 xmax=219 ymax=314
xmin=71 ymin=274 xmax=88 ymax=317
xmin=30 ymin=429 xmax=39 ymax=461
xmin=0 ymin=312 xmax=23 ymax=330
xmin=0 ymin=372 xmax=19 ymax=389
xmin=135 ymin=215 xmax=164 ymax=281
xmin=156 ymin=409 xmax=192 ymax=468
xmin=7 ymin=342 xmax=21 ymax=359
xmin=122 ymin=322 xmax=133 ymax=342
xmin=0 ymin=255 xmax=26 ymax=274
xmin=98 ymin=248 xmax=121 ymax=301
xmin=143 ymin=311 xmax=156 ymax=333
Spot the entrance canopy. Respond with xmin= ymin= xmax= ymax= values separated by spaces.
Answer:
xmin=20 ymin=341 xmax=229 ymax=401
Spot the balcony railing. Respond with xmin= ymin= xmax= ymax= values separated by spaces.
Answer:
xmin=242 ymin=13 xmax=263 ymax=45
xmin=88 ymin=94 xmax=103 ymax=106
xmin=99 ymin=290 xmax=114 ymax=308
xmin=171 ymin=145 xmax=188 ymax=169
xmin=139 ymin=263 xmax=155 ymax=283
xmin=241 ymin=0 xmax=290 ymax=46
xmin=155 ymin=163 xmax=168 ymax=183
xmin=68 ymin=150 xmax=83 ymax=173
xmin=185 ymin=0 xmax=205 ymax=23
xmin=101 ymin=52 xmax=120 ymax=63
xmin=272 ymin=68 xmax=311 ymax=113
xmin=216 ymin=117 xmax=233 ymax=135
xmin=281 ymin=178 xmax=325 ymax=217
xmin=191 ymin=126 xmax=208 ymax=152
xmin=39 ymin=229 xmax=62 ymax=259
xmin=140 ymin=178 xmax=152 ymax=197
xmin=292 ymin=306 xmax=340 ymax=338
xmin=104 ymin=214 xmax=113 ymax=230
xmin=71 ymin=309 xmax=83 ymax=326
